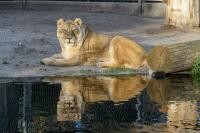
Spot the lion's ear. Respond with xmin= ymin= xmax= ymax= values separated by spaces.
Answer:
xmin=57 ymin=18 xmax=64 ymax=28
xmin=74 ymin=18 xmax=83 ymax=27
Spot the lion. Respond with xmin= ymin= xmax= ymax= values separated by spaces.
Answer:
xmin=41 ymin=18 xmax=147 ymax=69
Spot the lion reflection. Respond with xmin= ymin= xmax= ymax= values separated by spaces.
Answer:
xmin=44 ymin=75 xmax=149 ymax=122
xmin=57 ymin=80 xmax=83 ymax=121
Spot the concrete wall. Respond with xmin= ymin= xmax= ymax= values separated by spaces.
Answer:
xmin=0 ymin=1 xmax=165 ymax=17
xmin=143 ymin=3 xmax=165 ymax=17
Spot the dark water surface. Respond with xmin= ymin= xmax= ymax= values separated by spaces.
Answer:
xmin=0 ymin=76 xmax=200 ymax=133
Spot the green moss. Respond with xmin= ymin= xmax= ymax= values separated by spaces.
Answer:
xmin=102 ymin=68 xmax=136 ymax=75
xmin=80 ymin=70 xmax=92 ymax=74
xmin=79 ymin=68 xmax=137 ymax=76
xmin=192 ymin=57 xmax=200 ymax=87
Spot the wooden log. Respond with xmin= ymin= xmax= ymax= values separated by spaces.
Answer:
xmin=147 ymin=40 xmax=200 ymax=73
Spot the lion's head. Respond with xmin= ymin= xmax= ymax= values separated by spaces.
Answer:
xmin=57 ymin=94 xmax=83 ymax=121
xmin=57 ymin=81 xmax=84 ymax=121
xmin=57 ymin=18 xmax=86 ymax=47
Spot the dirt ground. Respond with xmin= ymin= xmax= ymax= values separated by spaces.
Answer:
xmin=0 ymin=10 xmax=200 ymax=77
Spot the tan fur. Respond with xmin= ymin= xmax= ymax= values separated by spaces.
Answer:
xmin=41 ymin=18 xmax=147 ymax=69
xmin=163 ymin=0 xmax=168 ymax=3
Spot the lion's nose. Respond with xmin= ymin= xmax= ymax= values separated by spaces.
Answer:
xmin=67 ymin=37 xmax=72 ymax=42
xmin=67 ymin=102 xmax=72 ymax=106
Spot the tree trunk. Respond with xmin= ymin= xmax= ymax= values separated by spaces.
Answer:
xmin=147 ymin=40 xmax=200 ymax=73
xmin=165 ymin=0 xmax=200 ymax=27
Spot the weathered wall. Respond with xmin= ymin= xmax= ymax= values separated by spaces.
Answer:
xmin=165 ymin=0 xmax=200 ymax=27
xmin=0 ymin=1 xmax=165 ymax=17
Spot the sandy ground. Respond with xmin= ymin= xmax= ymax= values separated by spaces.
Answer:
xmin=0 ymin=10 xmax=200 ymax=78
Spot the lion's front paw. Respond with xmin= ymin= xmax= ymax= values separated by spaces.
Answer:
xmin=40 ymin=58 xmax=52 ymax=65
xmin=96 ymin=61 xmax=117 ymax=68
xmin=52 ymin=54 xmax=62 ymax=59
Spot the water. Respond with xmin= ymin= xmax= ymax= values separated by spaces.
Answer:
xmin=0 ymin=75 xmax=200 ymax=133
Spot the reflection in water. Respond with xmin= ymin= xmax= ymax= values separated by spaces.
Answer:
xmin=167 ymin=101 xmax=198 ymax=133
xmin=45 ymin=75 xmax=150 ymax=122
xmin=147 ymin=78 xmax=200 ymax=132
xmin=0 ymin=76 xmax=199 ymax=132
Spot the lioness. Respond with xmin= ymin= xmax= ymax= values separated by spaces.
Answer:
xmin=41 ymin=18 xmax=147 ymax=68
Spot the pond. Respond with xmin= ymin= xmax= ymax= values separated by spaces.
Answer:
xmin=0 ymin=75 xmax=200 ymax=133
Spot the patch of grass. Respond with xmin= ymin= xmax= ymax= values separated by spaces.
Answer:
xmin=102 ymin=68 xmax=136 ymax=75
xmin=79 ymin=68 xmax=137 ymax=76
xmin=192 ymin=57 xmax=200 ymax=87
xmin=80 ymin=70 xmax=92 ymax=74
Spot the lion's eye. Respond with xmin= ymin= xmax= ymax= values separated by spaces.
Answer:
xmin=63 ymin=29 xmax=67 ymax=32
xmin=73 ymin=29 xmax=79 ymax=34
xmin=59 ymin=29 xmax=66 ymax=33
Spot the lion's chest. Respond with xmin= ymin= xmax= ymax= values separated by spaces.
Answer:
xmin=61 ymin=48 xmax=80 ymax=59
